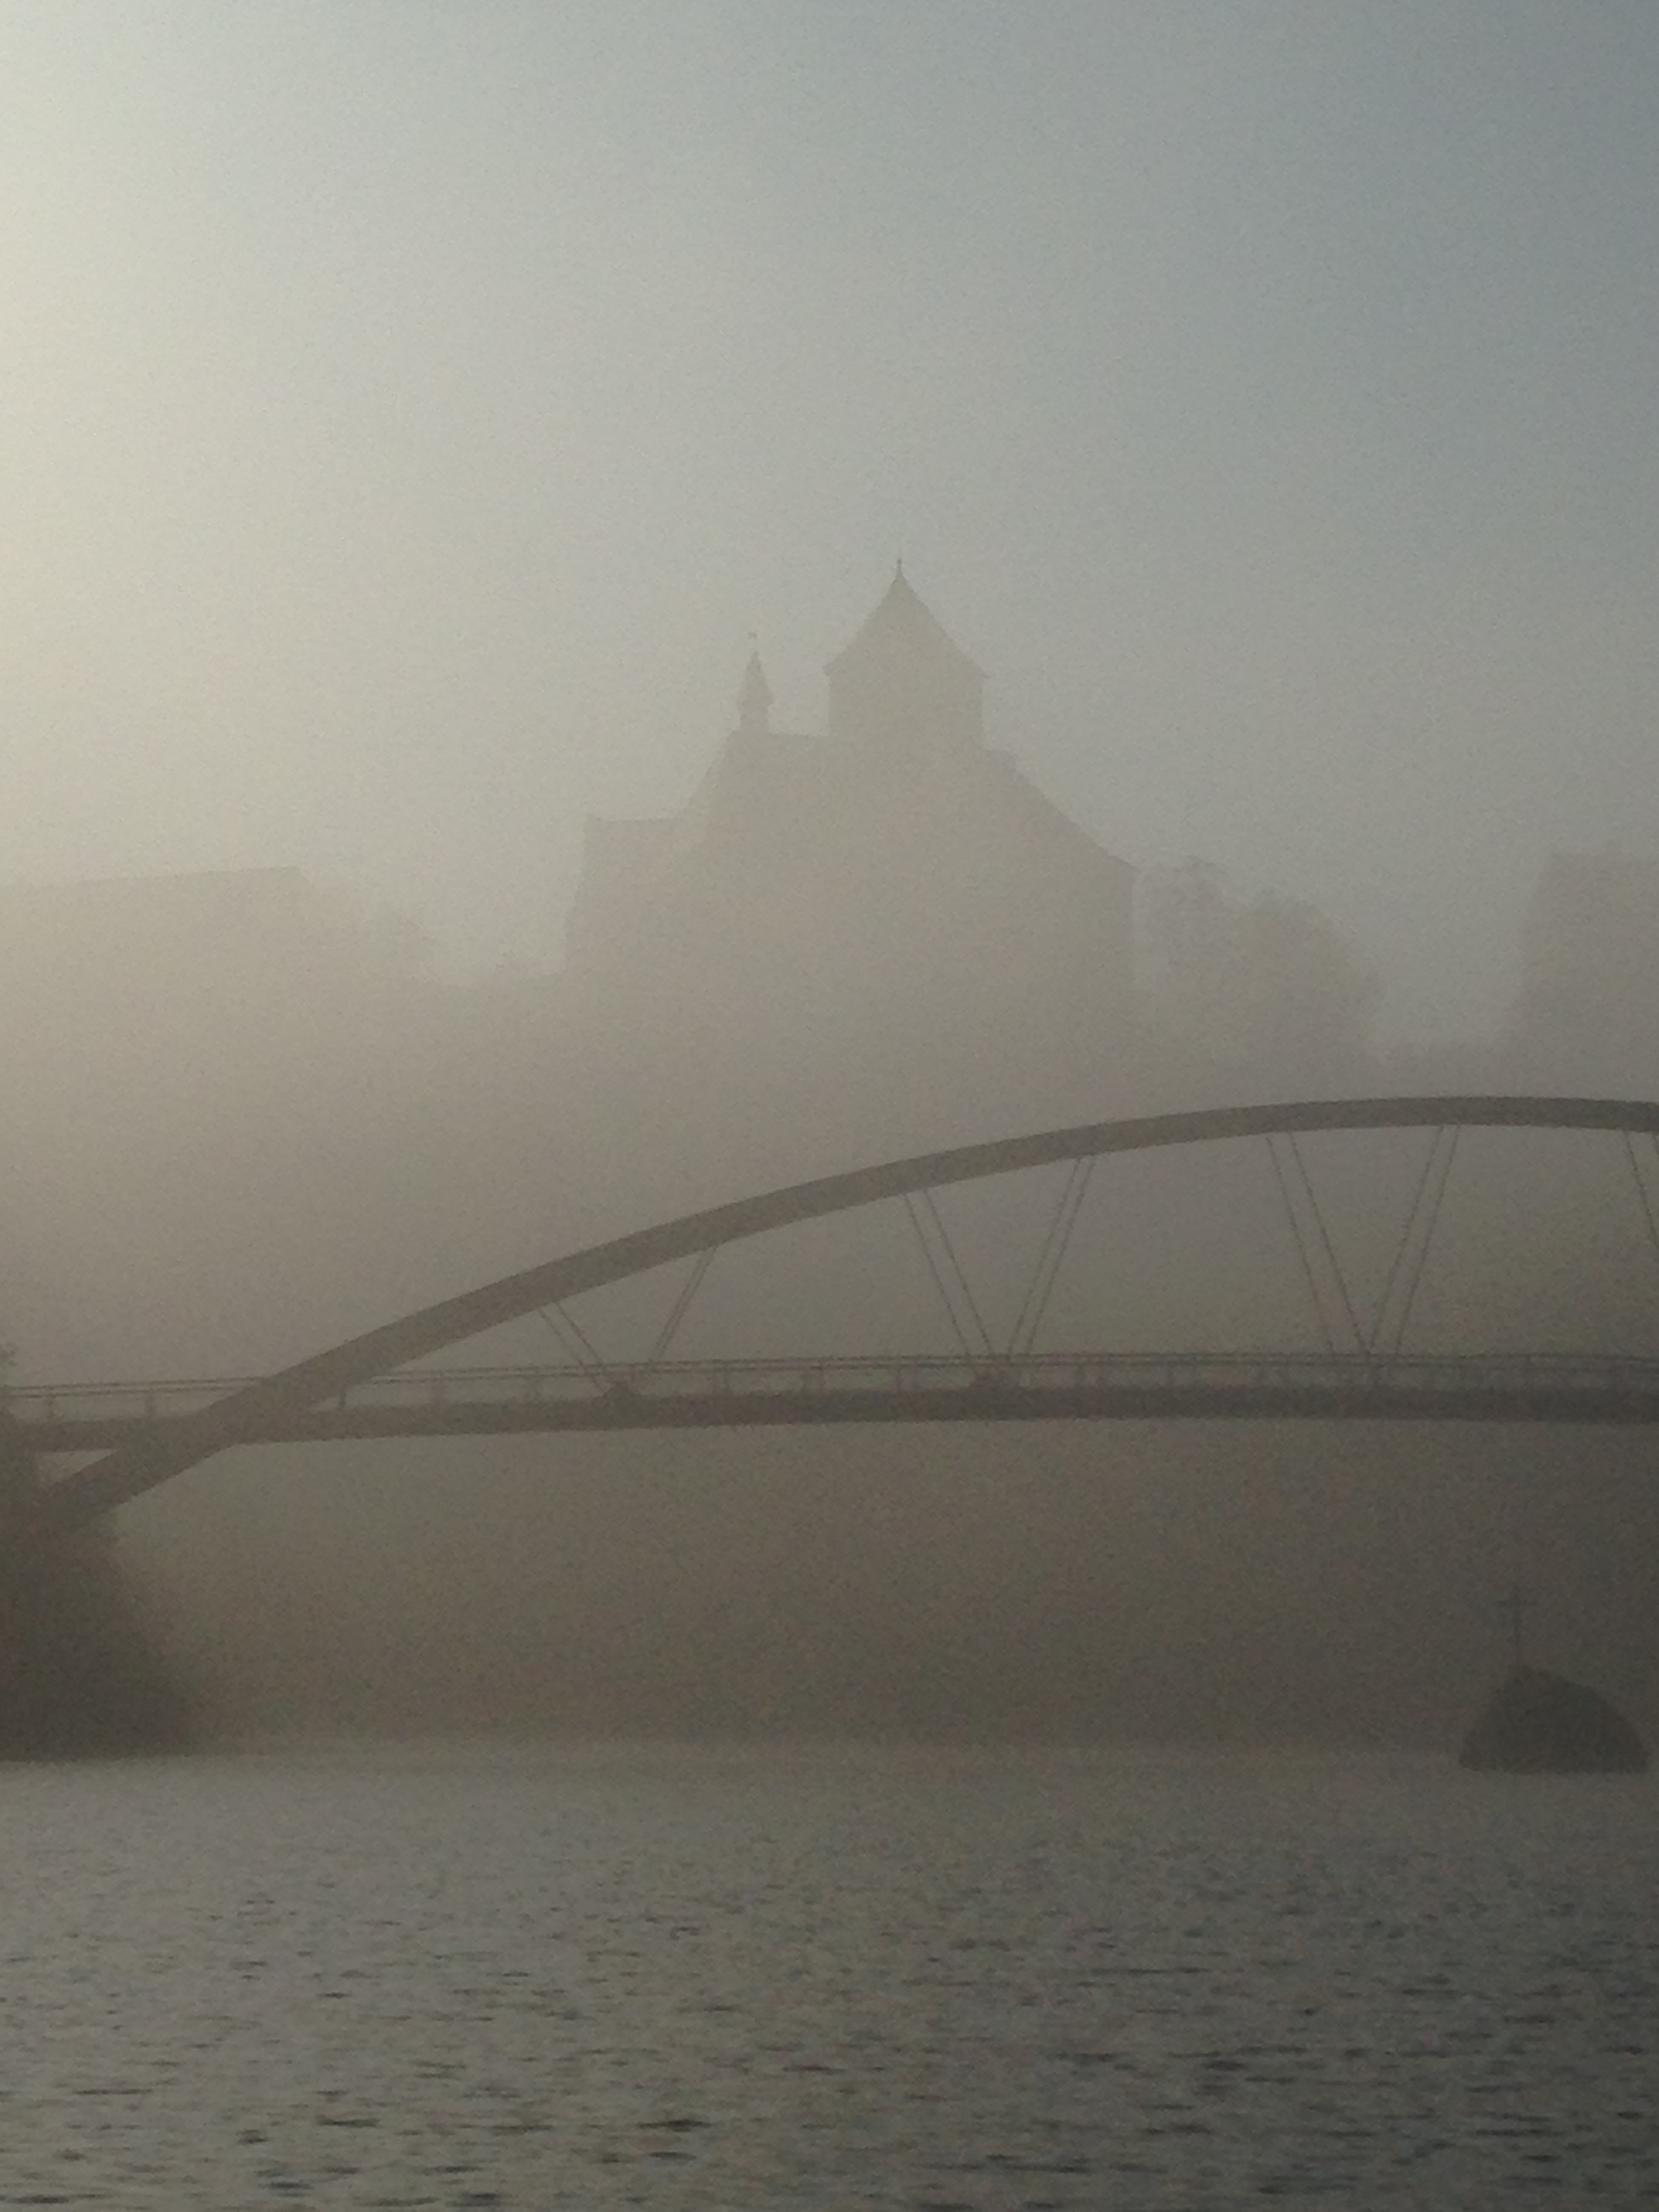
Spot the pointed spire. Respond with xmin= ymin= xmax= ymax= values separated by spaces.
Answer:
xmin=827 ymin=568 xmax=983 ymax=680
xmin=825 ymin=569 xmax=984 ymax=756
xmin=737 ymin=643 xmax=773 ymax=735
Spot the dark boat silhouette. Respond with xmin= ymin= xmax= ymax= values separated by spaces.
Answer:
xmin=1458 ymin=1587 xmax=1647 ymax=1773
xmin=1459 ymin=1664 xmax=1647 ymax=1772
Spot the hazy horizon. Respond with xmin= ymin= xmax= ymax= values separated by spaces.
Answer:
xmin=8 ymin=3 xmax=1659 ymax=1035
xmin=5 ymin=29 xmax=1657 ymax=2198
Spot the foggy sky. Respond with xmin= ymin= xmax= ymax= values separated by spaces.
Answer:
xmin=7 ymin=2 xmax=1659 ymax=1031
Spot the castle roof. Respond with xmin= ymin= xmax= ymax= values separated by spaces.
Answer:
xmin=825 ymin=567 xmax=984 ymax=684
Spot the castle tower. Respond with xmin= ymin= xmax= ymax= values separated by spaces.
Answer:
xmin=825 ymin=566 xmax=985 ymax=760
xmin=564 ymin=567 xmax=1137 ymax=1111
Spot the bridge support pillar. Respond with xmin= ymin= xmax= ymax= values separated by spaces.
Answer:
xmin=0 ymin=1415 xmax=194 ymax=1759
xmin=0 ymin=1414 xmax=39 ymax=1515
xmin=0 ymin=1416 xmax=50 ymax=1750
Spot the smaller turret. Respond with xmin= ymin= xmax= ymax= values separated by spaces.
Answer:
xmin=737 ymin=647 xmax=773 ymax=737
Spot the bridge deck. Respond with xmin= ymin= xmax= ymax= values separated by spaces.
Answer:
xmin=12 ymin=1350 xmax=1659 ymax=1450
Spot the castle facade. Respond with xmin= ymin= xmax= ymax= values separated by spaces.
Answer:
xmin=562 ymin=571 xmax=1136 ymax=1130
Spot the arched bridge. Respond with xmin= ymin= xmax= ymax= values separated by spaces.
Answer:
xmin=12 ymin=1094 xmax=1659 ymax=1536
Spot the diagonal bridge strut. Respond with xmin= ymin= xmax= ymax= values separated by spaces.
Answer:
xmin=15 ymin=1094 xmax=1659 ymax=1534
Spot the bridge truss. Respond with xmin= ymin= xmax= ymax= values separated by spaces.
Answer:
xmin=9 ymin=1094 xmax=1659 ymax=1532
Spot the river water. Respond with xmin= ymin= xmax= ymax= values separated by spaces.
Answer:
xmin=0 ymin=1742 xmax=1652 ymax=2208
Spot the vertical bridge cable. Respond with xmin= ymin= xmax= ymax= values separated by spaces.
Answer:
xmin=1622 ymin=1132 xmax=1659 ymax=1351
xmin=535 ymin=1301 xmax=615 ymax=1389
xmin=1366 ymin=1126 xmax=1448 ymax=1353
xmin=1384 ymin=1124 xmax=1460 ymax=1355
xmin=920 ymin=1188 xmax=996 ymax=1355
xmin=1266 ymin=1134 xmax=1338 ymax=1353
xmin=1284 ymin=1133 xmax=1367 ymax=1353
xmin=1620 ymin=1130 xmax=1659 ymax=1280
xmin=641 ymin=1246 xmax=718 ymax=1373
xmin=903 ymin=1191 xmax=994 ymax=1359
xmin=1008 ymin=1156 xmax=1096 ymax=1357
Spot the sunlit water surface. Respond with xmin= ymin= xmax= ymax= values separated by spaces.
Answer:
xmin=0 ymin=1743 xmax=1653 ymax=2208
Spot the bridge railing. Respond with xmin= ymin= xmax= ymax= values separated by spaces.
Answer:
xmin=12 ymin=1347 xmax=1659 ymax=1430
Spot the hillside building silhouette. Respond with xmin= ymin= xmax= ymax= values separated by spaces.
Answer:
xmin=562 ymin=571 xmax=1138 ymax=1130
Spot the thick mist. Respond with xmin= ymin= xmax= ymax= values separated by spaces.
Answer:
xmin=7 ymin=5 xmax=1659 ymax=1028
xmin=5 ymin=746 xmax=1659 ymax=1750
xmin=4 ymin=7 xmax=1659 ymax=1750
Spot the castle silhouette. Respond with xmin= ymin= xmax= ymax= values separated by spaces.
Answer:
xmin=561 ymin=571 xmax=1138 ymax=1126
